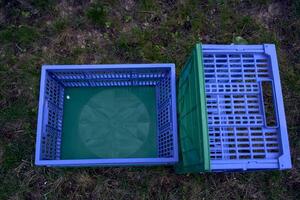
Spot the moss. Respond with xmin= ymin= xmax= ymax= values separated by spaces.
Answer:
xmin=191 ymin=12 xmax=205 ymax=32
xmin=0 ymin=26 xmax=14 ymax=43
xmin=2 ymin=144 xmax=22 ymax=171
xmin=141 ymin=42 xmax=166 ymax=61
xmin=86 ymin=3 xmax=108 ymax=27
xmin=0 ymin=102 xmax=29 ymax=124
xmin=16 ymin=26 xmax=39 ymax=45
xmin=219 ymin=3 xmax=233 ymax=29
xmin=139 ymin=0 xmax=158 ymax=11
xmin=114 ymin=33 xmax=140 ymax=61
xmin=31 ymin=0 xmax=55 ymax=10
xmin=2 ymin=128 xmax=33 ymax=172
xmin=0 ymin=172 xmax=21 ymax=199
xmin=0 ymin=25 xmax=39 ymax=46
xmin=53 ymin=18 xmax=68 ymax=33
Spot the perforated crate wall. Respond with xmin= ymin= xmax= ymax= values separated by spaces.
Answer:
xmin=42 ymin=75 xmax=64 ymax=160
xmin=35 ymin=64 xmax=178 ymax=166
xmin=202 ymin=44 xmax=291 ymax=171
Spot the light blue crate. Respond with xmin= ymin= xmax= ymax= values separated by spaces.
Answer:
xmin=202 ymin=44 xmax=291 ymax=171
xmin=35 ymin=64 xmax=178 ymax=166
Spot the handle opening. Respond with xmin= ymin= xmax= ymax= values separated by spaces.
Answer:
xmin=261 ymin=81 xmax=278 ymax=128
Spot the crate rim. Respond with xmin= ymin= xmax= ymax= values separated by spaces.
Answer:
xmin=35 ymin=158 xmax=178 ymax=166
xmin=41 ymin=63 xmax=175 ymax=71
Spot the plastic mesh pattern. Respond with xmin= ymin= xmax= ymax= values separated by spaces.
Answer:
xmin=42 ymin=75 xmax=64 ymax=160
xmin=158 ymin=129 xmax=173 ymax=157
xmin=45 ymin=76 xmax=64 ymax=109
xmin=209 ymin=127 xmax=279 ymax=160
xmin=157 ymin=71 xmax=173 ymax=157
xmin=52 ymin=70 xmax=165 ymax=87
xmin=203 ymin=51 xmax=280 ymax=161
xmin=206 ymin=94 xmax=263 ymax=126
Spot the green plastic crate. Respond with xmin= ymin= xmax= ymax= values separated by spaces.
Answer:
xmin=176 ymin=43 xmax=291 ymax=172
xmin=176 ymin=44 xmax=210 ymax=173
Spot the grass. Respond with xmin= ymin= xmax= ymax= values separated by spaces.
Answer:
xmin=0 ymin=0 xmax=300 ymax=199
xmin=86 ymin=2 xmax=108 ymax=28
xmin=0 ymin=25 xmax=39 ymax=47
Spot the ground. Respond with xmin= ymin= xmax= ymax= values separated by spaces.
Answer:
xmin=0 ymin=0 xmax=300 ymax=199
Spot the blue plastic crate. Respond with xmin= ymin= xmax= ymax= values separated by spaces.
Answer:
xmin=202 ymin=44 xmax=291 ymax=171
xmin=35 ymin=64 xmax=178 ymax=166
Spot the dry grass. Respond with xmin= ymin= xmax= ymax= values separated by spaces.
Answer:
xmin=0 ymin=0 xmax=299 ymax=199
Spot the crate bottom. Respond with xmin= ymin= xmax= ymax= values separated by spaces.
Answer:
xmin=61 ymin=86 xmax=157 ymax=159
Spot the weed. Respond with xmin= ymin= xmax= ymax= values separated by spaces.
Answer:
xmin=0 ymin=172 xmax=21 ymax=199
xmin=53 ymin=18 xmax=68 ymax=33
xmin=86 ymin=3 xmax=108 ymax=27
xmin=125 ymin=16 xmax=132 ymax=23
xmin=15 ymin=26 xmax=39 ymax=45
xmin=0 ymin=101 xmax=28 ymax=125
xmin=0 ymin=26 xmax=14 ymax=43
xmin=139 ymin=0 xmax=158 ymax=11
xmin=31 ymin=0 xmax=54 ymax=10
xmin=0 ymin=25 xmax=39 ymax=46
xmin=141 ymin=42 xmax=167 ymax=62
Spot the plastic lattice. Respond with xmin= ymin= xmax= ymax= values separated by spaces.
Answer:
xmin=41 ymin=75 xmax=64 ymax=160
xmin=156 ymin=71 xmax=173 ymax=157
xmin=202 ymin=44 xmax=290 ymax=170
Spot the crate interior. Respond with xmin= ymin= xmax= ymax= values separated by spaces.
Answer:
xmin=41 ymin=67 xmax=174 ymax=161
xmin=61 ymin=86 xmax=157 ymax=159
